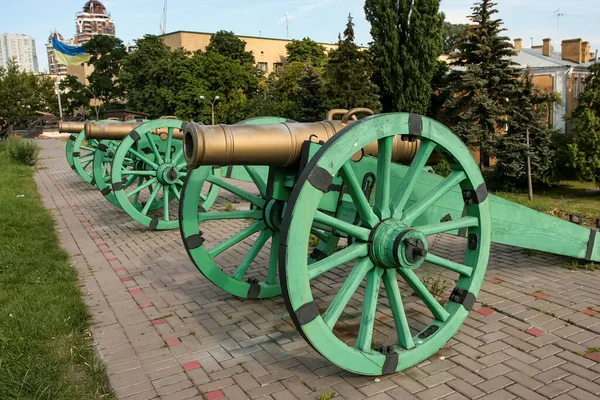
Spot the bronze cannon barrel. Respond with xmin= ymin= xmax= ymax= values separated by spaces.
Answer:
xmin=183 ymin=120 xmax=423 ymax=169
xmin=84 ymin=121 xmax=184 ymax=141
xmin=59 ymin=121 xmax=86 ymax=133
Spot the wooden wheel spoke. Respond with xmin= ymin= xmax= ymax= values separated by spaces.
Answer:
xmin=402 ymin=170 xmax=467 ymax=225
xmin=176 ymin=162 xmax=187 ymax=170
xmin=126 ymin=177 xmax=158 ymax=199
xmin=399 ymin=269 xmax=450 ymax=322
xmin=80 ymin=145 xmax=95 ymax=152
xmin=310 ymin=228 xmax=329 ymax=242
xmin=414 ymin=216 xmax=479 ymax=236
xmin=208 ymin=221 xmax=267 ymax=258
xmin=80 ymin=152 xmax=94 ymax=159
xmin=425 ymin=253 xmax=473 ymax=277
xmin=127 ymin=148 xmax=159 ymax=170
xmin=313 ymin=211 xmax=371 ymax=241
xmin=207 ymin=175 xmax=265 ymax=207
xmin=169 ymin=184 xmax=181 ymax=201
xmin=382 ymin=269 xmax=415 ymax=349
xmin=244 ymin=166 xmax=267 ymax=197
xmin=356 ymin=267 xmax=384 ymax=352
xmin=232 ymin=229 xmax=272 ymax=281
xmin=373 ymin=136 xmax=393 ymax=219
xmin=122 ymin=170 xmax=156 ymax=177
xmin=199 ymin=210 xmax=262 ymax=221
xmin=141 ymin=183 xmax=163 ymax=215
xmin=266 ymin=232 xmax=280 ymax=284
xmin=340 ymin=162 xmax=379 ymax=228
xmin=171 ymin=148 xmax=184 ymax=165
xmin=82 ymin=159 xmax=93 ymax=169
xmin=390 ymin=140 xmax=437 ymax=219
xmin=164 ymin=128 xmax=173 ymax=162
xmin=163 ymin=186 xmax=170 ymax=221
xmin=307 ymin=243 xmax=369 ymax=280
xmin=132 ymin=177 xmax=143 ymax=205
xmin=322 ymin=257 xmax=373 ymax=330
xmin=146 ymin=133 xmax=164 ymax=164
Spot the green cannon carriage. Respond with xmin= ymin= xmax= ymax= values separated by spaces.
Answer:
xmin=178 ymin=110 xmax=600 ymax=376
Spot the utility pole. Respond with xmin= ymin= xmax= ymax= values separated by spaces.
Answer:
xmin=285 ymin=12 xmax=290 ymax=39
xmin=553 ymin=9 xmax=564 ymax=44
xmin=56 ymin=80 xmax=63 ymax=120
xmin=161 ymin=0 xmax=168 ymax=35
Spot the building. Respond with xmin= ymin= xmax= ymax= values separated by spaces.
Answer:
xmin=73 ymin=0 xmax=115 ymax=46
xmin=511 ymin=38 xmax=597 ymax=133
xmin=161 ymin=31 xmax=338 ymax=75
xmin=0 ymin=33 xmax=39 ymax=73
xmin=46 ymin=31 xmax=70 ymax=76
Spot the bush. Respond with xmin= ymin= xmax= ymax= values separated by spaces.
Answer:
xmin=432 ymin=160 xmax=452 ymax=177
xmin=5 ymin=137 xmax=40 ymax=166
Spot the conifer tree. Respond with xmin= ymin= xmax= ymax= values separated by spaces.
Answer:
xmin=494 ymin=69 xmax=558 ymax=187
xmin=323 ymin=14 xmax=381 ymax=112
xmin=296 ymin=63 xmax=327 ymax=122
xmin=364 ymin=0 xmax=444 ymax=114
xmin=443 ymin=0 xmax=519 ymax=168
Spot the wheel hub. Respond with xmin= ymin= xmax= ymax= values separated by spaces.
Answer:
xmin=157 ymin=164 xmax=179 ymax=185
xmin=263 ymin=199 xmax=285 ymax=231
xmin=369 ymin=219 xmax=428 ymax=270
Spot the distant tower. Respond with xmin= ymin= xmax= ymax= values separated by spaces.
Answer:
xmin=74 ymin=1 xmax=115 ymax=46
xmin=46 ymin=31 xmax=69 ymax=75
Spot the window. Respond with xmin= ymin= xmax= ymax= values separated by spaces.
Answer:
xmin=257 ymin=62 xmax=268 ymax=73
xmin=273 ymin=62 xmax=283 ymax=73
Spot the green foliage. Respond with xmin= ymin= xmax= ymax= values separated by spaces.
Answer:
xmin=286 ymin=38 xmax=328 ymax=68
xmin=364 ymin=0 xmax=444 ymax=114
xmin=0 ymin=60 xmax=58 ymax=128
xmin=296 ymin=63 xmax=328 ymax=122
xmin=432 ymin=160 xmax=451 ymax=177
xmin=4 ymin=137 xmax=40 ymax=166
xmin=0 ymin=144 xmax=114 ymax=399
xmin=59 ymin=75 xmax=91 ymax=118
xmin=323 ymin=14 xmax=381 ymax=112
xmin=568 ymin=63 xmax=600 ymax=184
xmin=206 ymin=31 xmax=255 ymax=64
xmin=83 ymin=35 xmax=127 ymax=106
xmin=443 ymin=0 xmax=519 ymax=167
xmin=494 ymin=69 xmax=559 ymax=187
xmin=442 ymin=20 xmax=469 ymax=54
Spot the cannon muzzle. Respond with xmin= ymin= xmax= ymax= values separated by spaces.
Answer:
xmin=183 ymin=120 xmax=426 ymax=169
xmin=59 ymin=121 xmax=85 ymax=133
xmin=84 ymin=121 xmax=184 ymax=141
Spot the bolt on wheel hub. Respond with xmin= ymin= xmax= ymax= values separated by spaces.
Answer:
xmin=369 ymin=219 xmax=428 ymax=270
xmin=157 ymin=164 xmax=179 ymax=185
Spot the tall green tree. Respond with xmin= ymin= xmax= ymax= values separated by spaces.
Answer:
xmin=323 ymin=14 xmax=381 ymax=112
xmin=443 ymin=0 xmax=519 ymax=167
xmin=58 ymin=75 xmax=91 ymax=118
xmin=494 ymin=69 xmax=558 ymax=187
xmin=568 ymin=63 xmax=600 ymax=183
xmin=442 ymin=20 xmax=469 ymax=54
xmin=286 ymin=38 xmax=328 ymax=68
xmin=296 ymin=63 xmax=328 ymax=122
xmin=0 ymin=60 xmax=57 ymax=128
xmin=83 ymin=35 xmax=127 ymax=106
xmin=364 ymin=0 xmax=444 ymax=114
xmin=205 ymin=31 xmax=255 ymax=64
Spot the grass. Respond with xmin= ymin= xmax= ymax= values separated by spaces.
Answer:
xmin=494 ymin=180 xmax=600 ymax=227
xmin=0 ymin=144 xmax=114 ymax=399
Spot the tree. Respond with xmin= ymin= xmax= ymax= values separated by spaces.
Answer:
xmin=59 ymin=75 xmax=91 ymax=118
xmin=568 ymin=63 xmax=600 ymax=183
xmin=286 ymin=38 xmax=328 ymax=68
xmin=0 ymin=60 xmax=57 ymax=128
xmin=83 ymin=35 xmax=127 ymax=106
xmin=296 ymin=63 xmax=328 ymax=122
xmin=443 ymin=0 xmax=519 ymax=168
xmin=120 ymin=35 xmax=188 ymax=118
xmin=323 ymin=14 xmax=381 ymax=112
xmin=364 ymin=0 xmax=444 ymax=114
xmin=442 ymin=20 xmax=469 ymax=54
xmin=494 ymin=69 xmax=558 ymax=187
xmin=205 ymin=31 xmax=255 ymax=65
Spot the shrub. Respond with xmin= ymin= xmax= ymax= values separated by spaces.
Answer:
xmin=432 ymin=160 xmax=451 ymax=177
xmin=5 ymin=137 xmax=40 ymax=166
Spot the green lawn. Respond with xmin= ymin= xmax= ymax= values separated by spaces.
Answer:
xmin=0 ymin=142 xmax=113 ymax=399
xmin=495 ymin=180 xmax=600 ymax=227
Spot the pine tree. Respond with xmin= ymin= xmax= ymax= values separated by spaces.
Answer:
xmin=296 ymin=63 xmax=327 ymax=122
xmin=494 ymin=69 xmax=558 ymax=187
xmin=364 ymin=0 xmax=444 ymax=114
xmin=323 ymin=14 xmax=381 ymax=112
xmin=568 ymin=63 xmax=600 ymax=183
xmin=443 ymin=0 xmax=519 ymax=167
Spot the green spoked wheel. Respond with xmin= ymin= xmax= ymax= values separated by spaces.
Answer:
xmin=65 ymin=130 xmax=82 ymax=170
xmin=72 ymin=132 xmax=99 ymax=184
xmin=279 ymin=113 xmax=491 ymax=376
xmin=92 ymin=139 xmax=139 ymax=208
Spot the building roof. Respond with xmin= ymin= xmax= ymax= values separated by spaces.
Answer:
xmin=83 ymin=1 xmax=107 ymax=14
xmin=511 ymin=48 xmax=595 ymax=70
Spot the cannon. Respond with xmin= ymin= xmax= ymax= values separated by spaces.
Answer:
xmin=179 ymin=110 xmax=600 ymax=376
xmin=87 ymin=116 xmax=290 ymax=230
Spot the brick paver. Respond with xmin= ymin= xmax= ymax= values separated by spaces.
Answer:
xmin=35 ymin=139 xmax=600 ymax=399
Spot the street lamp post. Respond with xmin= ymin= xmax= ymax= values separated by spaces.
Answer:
xmin=199 ymin=95 xmax=220 ymax=125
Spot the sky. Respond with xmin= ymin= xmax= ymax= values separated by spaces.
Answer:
xmin=2 ymin=0 xmax=600 ymax=73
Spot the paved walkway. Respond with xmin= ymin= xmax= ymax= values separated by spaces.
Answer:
xmin=35 ymin=138 xmax=600 ymax=400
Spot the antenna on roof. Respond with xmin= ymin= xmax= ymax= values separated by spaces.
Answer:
xmin=285 ymin=12 xmax=290 ymax=39
xmin=553 ymin=9 xmax=564 ymax=44
xmin=160 ymin=0 xmax=168 ymax=35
